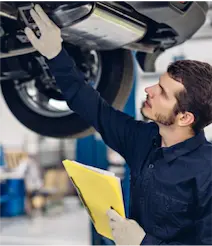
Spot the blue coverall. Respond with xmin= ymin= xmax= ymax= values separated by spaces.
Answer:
xmin=46 ymin=48 xmax=212 ymax=245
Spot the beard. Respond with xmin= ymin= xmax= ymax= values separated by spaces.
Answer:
xmin=154 ymin=112 xmax=176 ymax=126
xmin=140 ymin=101 xmax=176 ymax=126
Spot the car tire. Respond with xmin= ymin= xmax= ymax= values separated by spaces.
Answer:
xmin=1 ymin=49 xmax=134 ymax=138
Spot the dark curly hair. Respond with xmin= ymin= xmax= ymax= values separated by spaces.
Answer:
xmin=167 ymin=60 xmax=212 ymax=133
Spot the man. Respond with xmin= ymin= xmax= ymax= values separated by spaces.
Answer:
xmin=25 ymin=5 xmax=212 ymax=245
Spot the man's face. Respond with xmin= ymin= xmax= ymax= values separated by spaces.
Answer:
xmin=140 ymin=72 xmax=185 ymax=126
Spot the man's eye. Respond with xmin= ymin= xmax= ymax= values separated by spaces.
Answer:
xmin=160 ymin=86 xmax=168 ymax=98
xmin=159 ymin=85 xmax=164 ymax=93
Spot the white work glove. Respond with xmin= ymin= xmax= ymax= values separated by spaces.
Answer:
xmin=107 ymin=209 xmax=146 ymax=245
xmin=24 ymin=4 xmax=63 ymax=60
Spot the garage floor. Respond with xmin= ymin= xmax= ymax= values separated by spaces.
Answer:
xmin=0 ymin=197 xmax=91 ymax=245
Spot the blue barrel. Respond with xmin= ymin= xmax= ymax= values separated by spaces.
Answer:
xmin=0 ymin=145 xmax=5 ymax=167
xmin=0 ymin=178 xmax=25 ymax=217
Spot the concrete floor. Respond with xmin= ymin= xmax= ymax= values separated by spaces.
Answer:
xmin=0 ymin=197 xmax=91 ymax=245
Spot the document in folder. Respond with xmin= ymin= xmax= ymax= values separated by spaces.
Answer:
xmin=62 ymin=159 xmax=126 ymax=240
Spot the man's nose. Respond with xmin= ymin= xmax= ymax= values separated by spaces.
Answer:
xmin=145 ymin=86 xmax=154 ymax=98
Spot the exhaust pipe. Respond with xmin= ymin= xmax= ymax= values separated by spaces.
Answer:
xmin=52 ymin=2 xmax=147 ymax=50
xmin=0 ymin=2 xmax=147 ymax=59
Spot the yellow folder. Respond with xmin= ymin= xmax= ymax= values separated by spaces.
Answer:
xmin=62 ymin=159 xmax=126 ymax=240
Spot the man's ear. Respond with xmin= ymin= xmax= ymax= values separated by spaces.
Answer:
xmin=177 ymin=111 xmax=195 ymax=127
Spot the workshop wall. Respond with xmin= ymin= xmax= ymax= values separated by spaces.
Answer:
xmin=0 ymin=91 xmax=38 ymax=153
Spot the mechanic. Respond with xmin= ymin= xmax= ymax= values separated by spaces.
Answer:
xmin=25 ymin=5 xmax=212 ymax=245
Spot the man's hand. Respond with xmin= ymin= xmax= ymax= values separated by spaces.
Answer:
xmin=107 ymin=209 xmax=146 ymax=245
xmin=24 ymin=4 xmax=63 ymax=60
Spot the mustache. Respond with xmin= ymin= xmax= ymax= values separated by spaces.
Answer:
xmin=143 ymin=96 xmax=152 ymax=108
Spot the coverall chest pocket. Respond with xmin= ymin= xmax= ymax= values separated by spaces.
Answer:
xmin=152 ymin=191 xmax=188 ymax=227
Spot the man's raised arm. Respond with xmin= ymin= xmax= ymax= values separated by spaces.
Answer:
xmin=46 ymin=47 xmax=154 ymax=161
xmin=24 ymin=4 xmax=155 ymax=163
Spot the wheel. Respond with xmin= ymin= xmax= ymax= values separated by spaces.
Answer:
xmin=1 ymin=45 xmax=134 ymax=138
